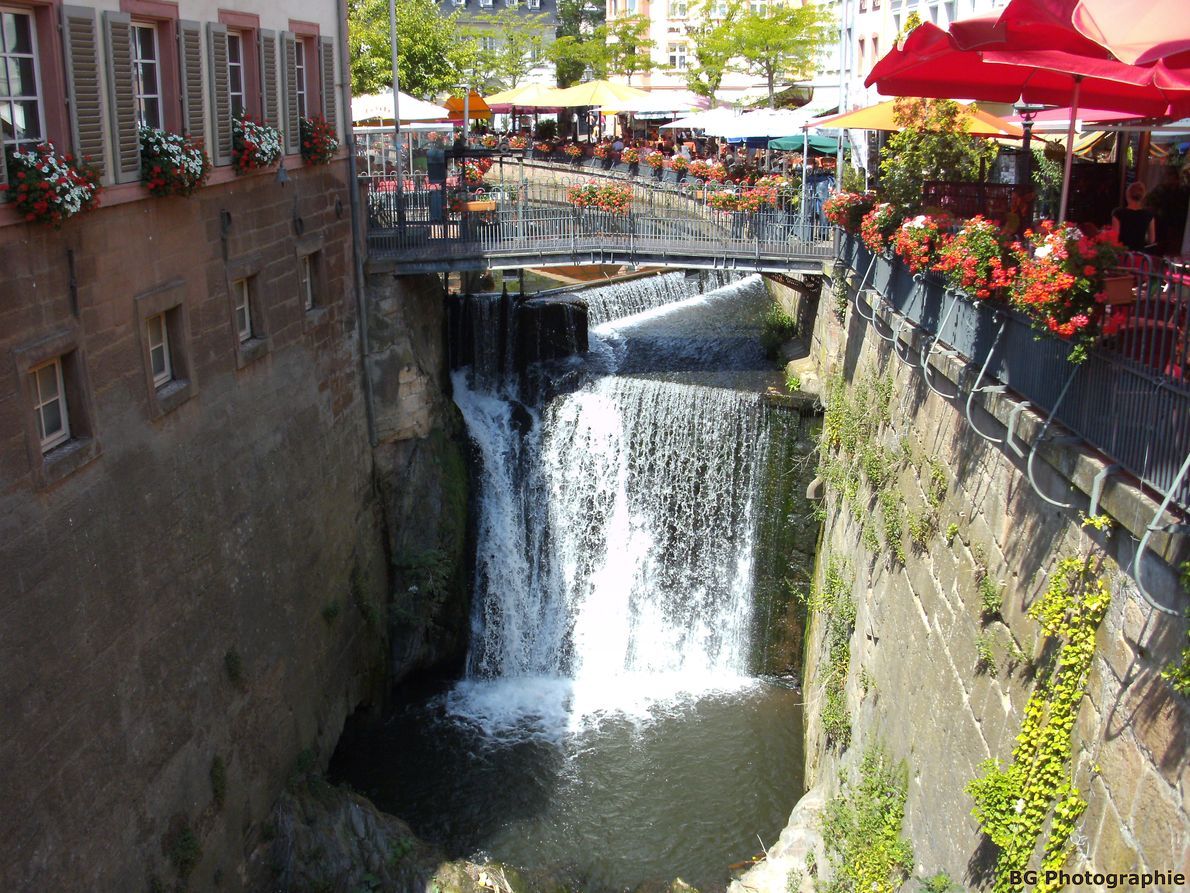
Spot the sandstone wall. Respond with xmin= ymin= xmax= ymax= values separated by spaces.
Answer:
xmin=0 ymin=163 xmax=391 ymax=891
xmin=794 ymin=276 xmax=1188 ymax=887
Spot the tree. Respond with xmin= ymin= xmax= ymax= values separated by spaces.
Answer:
xmin=465 ymin=9 xmax=551 ymax=91
xmin=729 ymin=1 xmax=834 ymax=108
xmin=554 ymin=0 xmax=605 ymax=86
xmin=599 ymin=15 xmax=656 ymax=83
xmin=347 ymin=0 xmax=477 ymax=98
xmin=877 ymin=98 xmax=1000 ymax=209
xmin=685 ymin=0 xmax=742 ymax=106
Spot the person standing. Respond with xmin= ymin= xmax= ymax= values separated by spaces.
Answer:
xmin=1111 ymin=181 xmax=1158 ymax=253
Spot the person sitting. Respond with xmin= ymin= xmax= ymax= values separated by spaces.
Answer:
xmin=1111 ymin=181 xmax=1158 ymax=253
xmin=613 ymin=136 xmax=624 ymax=152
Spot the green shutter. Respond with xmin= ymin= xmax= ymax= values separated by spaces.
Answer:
xmin=178 ymin=21 xmax=205 ymax=142
xmin=258 ymin=30 xmax=279 ymax=130
xmin=320 ymin=37 xmax=337 ymax=142
xmin=281 ymin=32 xmax=300 ymax=155
xmin=102 ymin=11 xmax=140 ymax=183
xmin=60 ymin=5 xmax=106 ymax=177
xmin=206 ymin=23 xmax=231 ymax=165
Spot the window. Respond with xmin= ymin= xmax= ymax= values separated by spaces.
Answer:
xmin=857 ymin=37 xmax=865 ymax=70
xmin=228 ymin=31 xmax=245 ymax=118
xmin=749 ymin=0 xmax=767 ymax=13
xmin=453 ymin=0 xmax=466 ymax=5
xmin=294 ymin=39 xmax=307 ymax=119
xmin=668 ymin=42 xmax=687 ymax=69
xmin=712 ymin=0 xmax=728 ymax=18
xmin=625 ymin=0 xmax=636 ymax=13
xmin=30 ymin=358 xmax=69 ymax=452
xmin=871 ymin=36 xmax=879 ymax=65
xmin=943 ymin=1 xmax=956 ymax=23
xmin=527 ymin=0 xmax=540 ymax=7
xmin=131 ymin=23 xmax=161 ymax=128
xmin=479 ymin=0 xmax=493 ymax=7
xmin=298 ymin=254 xmax=317 ymax=311
xmin=147 ymin=313 xmax=172 ymax=386
xmin=669 ymin=0 xmax=687 ymax=16
xmin=233 ymin=278 xmax=252 ymax=341
xmin=0 ymin=8 xmax=43 ymax=151
xmin=480 ymin=35 xmax=499 ymax=52
xmin=529 ymin=44 xmax=542 ymax=63
xmin=506 ymin=0 xmax=519 ymax=7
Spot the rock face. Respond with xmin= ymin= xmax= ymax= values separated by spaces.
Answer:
xmin=365 ymin=272 xmax=474 ymax=686
xmin=728 ymin=788 xmax=826 ymax=893
xmin=776 ymin=265 xmax=1189 ymax=888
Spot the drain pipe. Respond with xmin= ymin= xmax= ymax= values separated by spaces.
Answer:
xmin=338 ymin=0 xmax=377 ymax=446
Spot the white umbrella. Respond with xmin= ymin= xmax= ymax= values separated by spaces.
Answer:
xmin=707 ymin=107 xmax=824 ymax=139
xmin=659 ymin=107 xmax=741 ymax=130
xmin=351 ymin=89 xmax=449 ymax=124
xmin=600 ymin=90 xmax=709 ymax=116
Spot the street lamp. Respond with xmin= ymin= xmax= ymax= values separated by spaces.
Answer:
xmin=1014 ymin=102 xmax=1046 ymax=189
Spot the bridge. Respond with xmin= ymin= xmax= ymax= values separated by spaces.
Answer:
xmin=362 ymin=157 xmax=836 ymax=274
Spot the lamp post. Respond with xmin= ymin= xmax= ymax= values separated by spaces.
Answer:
xmin=1015 ymin=102 xmax=1045 ymax=190
xmin=387 ymin=0 xmax=404 ymax=214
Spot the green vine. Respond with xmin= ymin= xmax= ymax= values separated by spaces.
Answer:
xmin=966 ymin=550 xmax=1112 ymax=893
xmin=813 ymin=554 xmax=856 ymax=749
xmin=831 ymin=260 xmax=850 ymax=322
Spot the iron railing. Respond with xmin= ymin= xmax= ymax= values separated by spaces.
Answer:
xmin=362 ymin=166 xmax=835 ymax=269
xmin=838 ymin=233 xmax=1190 ymax=514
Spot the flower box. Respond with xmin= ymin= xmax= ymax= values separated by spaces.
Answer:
xmin=460 ymin=200 xmax=496 ymax=212
xmin=1100 ymin=274 xmax=1135 ymax=305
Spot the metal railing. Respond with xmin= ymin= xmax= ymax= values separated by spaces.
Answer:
xmin=838 ymin=233 xmax=1190 ymax=515
xmin=362 ymin=162 xmax=835 ymax=270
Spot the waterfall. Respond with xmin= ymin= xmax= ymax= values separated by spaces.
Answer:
xmin=581 ymin=270 xmax=741 ymax=327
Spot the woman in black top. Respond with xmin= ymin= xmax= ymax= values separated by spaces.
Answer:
xmin=1111 ymin=181 xmax=1157 ymax=252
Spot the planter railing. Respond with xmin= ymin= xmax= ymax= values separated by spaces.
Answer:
xmin=837 ymin=232 xmax=1190 ymax=516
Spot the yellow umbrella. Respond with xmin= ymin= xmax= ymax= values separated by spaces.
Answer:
xmin=808 ymin=99 xmax=1024 ymax=138
xmin=444 ymin=91 xmax=492 ymax=121
xmin=485 ymin=83 xmax=568 ymax=109
xmin=550 ymin=80 xmax=650 ymax=108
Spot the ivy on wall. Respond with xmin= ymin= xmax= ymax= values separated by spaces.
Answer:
xmin=966 ymin=546 xmax=1112 ymax=893
xmin=812 ymin=554 xmax=856 ymax=749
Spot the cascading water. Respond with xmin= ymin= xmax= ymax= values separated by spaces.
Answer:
xmin=332 ymin=274 xmax=804 ymax=892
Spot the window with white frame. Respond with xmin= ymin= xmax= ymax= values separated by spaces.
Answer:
xmin=711 ymin=0 xmax=728 ymax=18
xmin=131 ymin=23 xmax=161 ymax=128
xmin=294 ymin=39 xmax=308 ymax=119
xmin=227 ymin=32 xmax=245 ymax=118
xmin=527 ymin=0 xmax=540 ymax=7
xmin=233 ymin=278 xmax=252 ymax=341
xmin=30 ymin=357 xmax=69 ymax=452
xmin=479 ymin=0 xmax=493 ymax=8
xmin=625 ymin=0 xmax=637 ymax=13
xmin=529 ymin=43 xmax=542 ymax=62
xmin=749 ymin=0 xmax=767 ymax=13
xmin=146 ymin=313 xmax=172 ymax=386
xmin=667 ymin=42 xmax=687 ymax=69
xmin=506 ymin=0 xmax=519 ymax=8
xmin=0 ymin=8 xmax=44 ymax=151
xmin=298 ymin=254 xmax=316 ymax=311
xmin=668 ymin=0 xmax=687 ymax=17
xmin=481 ymin=35 xmax=499 ymax=52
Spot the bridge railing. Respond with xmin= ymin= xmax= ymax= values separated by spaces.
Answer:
xmin=362 ymin=172 xmax=835 ymax=266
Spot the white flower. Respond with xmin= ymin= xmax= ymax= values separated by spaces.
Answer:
xmin=1014 ymin=798 xmax=1025 ymax=814
xmin=1035 ymin=244 xmax=1053 ymax=258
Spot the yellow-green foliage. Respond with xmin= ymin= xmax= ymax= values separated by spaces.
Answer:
xmin=966 ymin=552 xmax=1111 ymax=893
xmin=814 ymin=554 xmax=856 ymax=749
xmin=821 ymin=745 xmax=915 ymax=893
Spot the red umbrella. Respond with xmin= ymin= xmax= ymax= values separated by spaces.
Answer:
xmin=996 ymin=0 xmax=1190 ymax=66
xmin=867 ymin=17 xmax=1190 ymax=220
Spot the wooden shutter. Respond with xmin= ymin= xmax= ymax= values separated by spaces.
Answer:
xmin=178 ymin=21 xmax=205 ymax=142
xmin=319 ymin=37 xmax=337 ymax=142
xmin=206 ymin=23 xmax=231 ymax=165
xmin=281 ymin=32 xmax=300 ymax=155
xmin=102 ymin=11 xmax=140 ymax=183
xmin=60 ymin=6 xmax=106 ymax=177
xmin=258 ymin=30 xmax=279 ymax=130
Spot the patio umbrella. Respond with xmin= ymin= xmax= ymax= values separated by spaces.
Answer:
xmin=867 ymin=17 xmax=1190 ymax=219
xmin=659 ymin=107 xmax=741 ymax=131
xmin=807 ymin=99 xmax=1023 ymax=137
xmin=485 ymin=83 xmax=567 ymax=110
xmin=768 ymin=133 xmax=840 ymax=152
xmin=708 ymin=107 xmax=825 ymax=139
xmin=351 ymin=90 xmax=449 ymax=124
xmin=444 ymin=91 xmax=492 ymax=122
xmin=598 ymin=90 xmax=707 ymax=116
xmin=550 ymin=80 xmax=649 ymax=108
xmin=996 ymin=0 xmax=1190 ymax=66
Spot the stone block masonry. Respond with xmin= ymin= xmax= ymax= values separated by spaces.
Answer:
xmin=0 ymin=162 xmax=392 ymax=891
xmin=739 ymin=270 xmax=1187 ymax=893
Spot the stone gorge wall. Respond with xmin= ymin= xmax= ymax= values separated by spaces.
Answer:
xmin=744 ymin=274 xmax=1188 ymax=890
xmin=0 ymin=164 xmax=392 ymax=892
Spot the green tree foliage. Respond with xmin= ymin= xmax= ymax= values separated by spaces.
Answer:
xmin=684 ymin=0 xmax=742 ymax=105
xmin=728 ymin=2 xmax=834 ymax=108
xmin=347 ymin=0 xmax=478 ymax=97
xmin=554 ymin=0 xmax=606 ymax=86
xmin=877 ymin=98 xmax=999 ymax=209
xmin=600 ymin=15 xmax=657 ymax=82
xmin=464 ymin=9 xmax=551 ymax=91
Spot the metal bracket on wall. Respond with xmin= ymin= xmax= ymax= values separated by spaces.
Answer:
xmin=1131 ymin=450 xmax=1190 ymax=616
xmin=1006 ymin=400 xmax=1034 ymax=458
xmin=964 ymin=318 xmax=1007 ymax=443
xmin=893 ymin=314 xmax=917 ymax=368
xmin=1024 ymin=364 xmax=1084 ymax=509
xmin=851 ymin=255 xmax=878 ymax=322
xmin=1088 ymin=464 xmax=1121 ymax=517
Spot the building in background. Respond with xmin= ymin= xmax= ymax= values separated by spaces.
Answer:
xmin=438 ymin=0 xmax=560 ymax=89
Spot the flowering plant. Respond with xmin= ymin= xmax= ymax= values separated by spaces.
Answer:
xmin=481 ymin=134 xmax=498 ymax=148
xmin=932 ymin=215 xmax=1006 ymax=299
xmin=752 ymin=175 xmax=798 ymax=208
xmin=509 ymin=135 xmax=528 ymax=149
xmin=593 ymin=142 xmax=611 ymax=159
xmin=299 ymin=116 xmax=339 ymax=166
xmin=645 ymin=151 xmax=665 ymax=169
xmin=138 ymin=125 xmax=210 ymax=196
xmin=461 ymin=157 xmax=493 ymax=185
xmin=891 ymin=213 xmax=950 ymax=274
xmin=1005 ymin=221 xmax=1124 ymax=358
xmin=860 ymin=202 xmax=904 ymax=254
xmin=666 ymin=155 xmax=689 ymax=173
xmin=232 ymin=115 xmax=282 ymax=174
xmin=566 ymin=181 xmax=631 ymax=214
xmin=823 ymin=191 xmax=875 ymax=235
xmin=688 ymin=159 xmax=711 ymax=180
xmin=427 ymin=131 xmax=444 ymax=144
xmin=563 ymin=142 xmax=584 ymax=159
xmin=621 ymin=146 xmax=640 ymax=164
xmin=708 ymin=190 xmax=741 ymax=211
xmin=534 ymin=141 xmax=553 ymax=154
xmin=2 ymin=142 xmax=101 ymax=226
